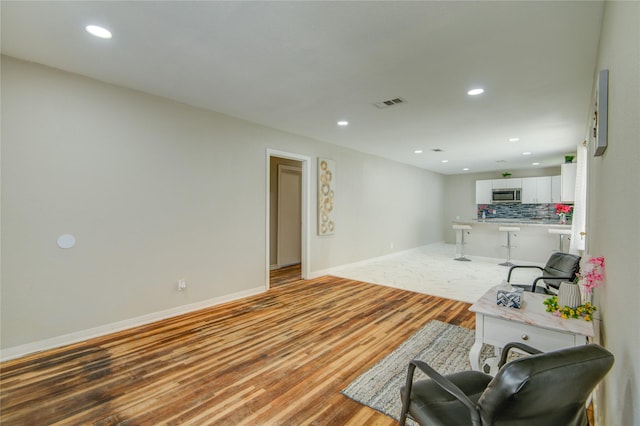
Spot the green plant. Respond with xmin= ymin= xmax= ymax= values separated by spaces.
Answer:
xmin=501 ymin=171 xmax=512 ymax=178
xmin=543 ymin=296 xmax=596 ymax=321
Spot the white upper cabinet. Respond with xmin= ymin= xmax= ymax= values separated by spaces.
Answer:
xmin=476 ymin=180 xmax=493 ymax=204
xmin=536 ymin=176 xmax=552 ymax=203
xmin=521 ymin=176 xmax=552 ymax=204
xmin=551 ymin=175 xmax=561 ymax=203
xmin=492 ymin=178 xmax=522 ymax=189
xmin=561 ymin=163 xmax=577 ymax=202
xmin=477 ymin=175 xmax=562 ymax=205
xmin=521 ymin=177 xmax=537 ymax=203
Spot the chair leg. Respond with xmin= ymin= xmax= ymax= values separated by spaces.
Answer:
xmin=398 ymin=400 xmax=409 ymax=426
xmin=399 ymin=364 xmax=416 ymax=426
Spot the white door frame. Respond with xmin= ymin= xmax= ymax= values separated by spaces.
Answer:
xmin=266 ymin=149 xmax=311 ymax=288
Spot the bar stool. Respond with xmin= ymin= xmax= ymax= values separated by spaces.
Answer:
xmin=499 ymin=226 xmax=520 ymax=266
xmin=452 ymin=224 xmax=472 ymax=261
xmin=548 ymin=228 xmax=572 ymax=252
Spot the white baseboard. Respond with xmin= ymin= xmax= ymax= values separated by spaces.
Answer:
xmin=0 ymin=286 xmax=266 ymax=362
xmin=307 ymin=246 xmax=427 ymax=279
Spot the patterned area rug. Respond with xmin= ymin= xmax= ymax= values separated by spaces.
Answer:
xmin=341 ymin=320 xmax=493 ymax=423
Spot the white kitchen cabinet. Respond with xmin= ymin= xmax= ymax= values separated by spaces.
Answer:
xmin=521 ymin=176 xmax=552 ymax=204
xmin=521 ymin=177 xmax=537 ymax=203
xmin=476 ymin=180 xmax=493 ymax=204
xmin=479 ymin=175 xmax=559 ymax=205
xmin=536 ymin=176 xmax=552 ymax=203
xmin=551 ymin=175 xmax=561 ymax=203
xmin=492 ymin=178 xmax=522 ymax=189
xmin=561 ymin=163 xmax=577 ymax=202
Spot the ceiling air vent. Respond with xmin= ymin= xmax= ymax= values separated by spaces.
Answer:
xmin=374 ymin=97 xmax=407 ymax=109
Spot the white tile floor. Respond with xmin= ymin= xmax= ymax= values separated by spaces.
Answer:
xmin=331 ymin=242 xmax=542 ymax=304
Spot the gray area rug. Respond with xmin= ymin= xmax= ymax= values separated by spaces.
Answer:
xmin=341 ymin=320 xmax=493 ymax=422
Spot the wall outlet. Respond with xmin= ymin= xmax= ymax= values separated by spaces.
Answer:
xmin=178 ymin=279 xmax=187 ymax=291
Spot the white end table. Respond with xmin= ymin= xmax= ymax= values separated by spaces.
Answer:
xmin=469 ymin=285 xmax=595 ymax=371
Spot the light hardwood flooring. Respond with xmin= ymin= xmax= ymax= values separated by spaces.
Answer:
xmin=269 ymin=263 xmax=302 ymax=288
xmin=0 ymin=274 xmax=474 ymax=425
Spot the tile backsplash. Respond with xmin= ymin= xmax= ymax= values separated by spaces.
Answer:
xmin=477 ymin=203 xmax=570 ymax=221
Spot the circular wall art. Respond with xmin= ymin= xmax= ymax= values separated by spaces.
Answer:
xmin=318 ymin=158 xmax=336 ymax=235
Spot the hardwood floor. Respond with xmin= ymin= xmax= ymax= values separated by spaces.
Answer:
xmin=269 ymin=263 xmax=302 ymax=288
xmin=0 ymin=275 xmax=474 ymax=425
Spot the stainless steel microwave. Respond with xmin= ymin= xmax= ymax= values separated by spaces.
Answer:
xmin=492 ymin=188 xmax=522 ymax=203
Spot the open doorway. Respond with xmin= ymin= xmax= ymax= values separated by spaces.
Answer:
xmin=266 ymin=150 xmax=310 ymax=289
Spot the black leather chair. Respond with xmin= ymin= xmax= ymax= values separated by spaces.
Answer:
xmin=507 ymin=252 xmax=581 ymax=294
xmin=399 ymin=343 xmax=613 ymax=426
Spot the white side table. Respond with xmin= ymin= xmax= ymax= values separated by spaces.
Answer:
xmin=469 ymin=285 xmax=594 ymax=371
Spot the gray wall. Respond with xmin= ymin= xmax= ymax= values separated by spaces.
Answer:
xmin=587 ymin=2 xmax=640 ymax=425
xmin=1 ymin=56 xmax=444 ymax=350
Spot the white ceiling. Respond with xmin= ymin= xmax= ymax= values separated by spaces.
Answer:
xmin=1 ymin=1 xmax=604 ymax=175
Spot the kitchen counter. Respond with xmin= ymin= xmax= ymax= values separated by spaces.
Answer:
xmin=452 ymin=219 xmax=572 ymax=263
xmin=457 ymin=219 xmax=571 ymax=228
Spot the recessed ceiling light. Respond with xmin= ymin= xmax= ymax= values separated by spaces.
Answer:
xmin=85 ymin=25 xmax=112 ymax=39
xmin=414 ymin=150 xmax=423 ymax=154
xmin=337 ymin=120 xmax=349 ymax=126
xmin=522 ymin=152 xmax=532 ymax=155
xmin=441 ymin=160 xmax=449 ymax=163
xmin=467 ymin=88 xmax=484 ymax=96
xmin=463 ymin=167 xmax=470 ymax=171
xmin=509 ymin=138 xmax=520 ymax=142
xmin=532 ymin=162 xmax=540 ymax=166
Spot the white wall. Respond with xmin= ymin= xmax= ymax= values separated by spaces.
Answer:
xmin=0 ymin=56 xmax=444 ymax=353
xmin=586 ymin=2 xmax=640 ymax=425
xmin=442 ymin=167 xmax=560 ymax=243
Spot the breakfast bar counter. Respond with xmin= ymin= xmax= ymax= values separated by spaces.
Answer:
xmin=456 ymin=218 xmax=572 ymax=228
xmin=452 ymin=219 xmax=572 ymax=263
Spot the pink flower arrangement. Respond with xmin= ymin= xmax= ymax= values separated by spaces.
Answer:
xmin=576 ymin=256 xmax=605 ymax=294
xmin=555 ymin=203 xmax=573 ymax=215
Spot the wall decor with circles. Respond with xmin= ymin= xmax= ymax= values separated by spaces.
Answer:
xmin=318 ymin=158 xmax=336 ymax=236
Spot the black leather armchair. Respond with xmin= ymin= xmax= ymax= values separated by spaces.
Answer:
xmin=399 ymin=343 xmax=614 ymax=426
xmin=507 ymin=252 xmax=581 ymax=294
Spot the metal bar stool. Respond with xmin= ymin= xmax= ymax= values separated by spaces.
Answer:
xmin=548 ymin=228 xmax=572 ymax=252
xmin=499 ymin=226 xmax=520 ymax=266
xmin=452 ymin=224 xmax=472 ymax=261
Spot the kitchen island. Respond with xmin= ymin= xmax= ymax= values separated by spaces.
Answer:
xmin=452 ymin=219 xmax=572 ymax=263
